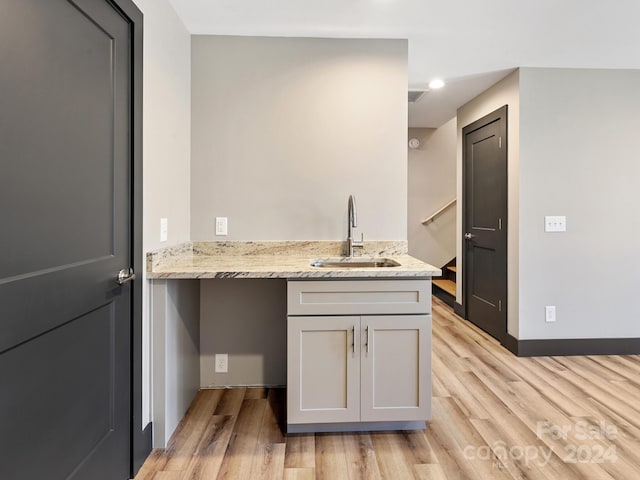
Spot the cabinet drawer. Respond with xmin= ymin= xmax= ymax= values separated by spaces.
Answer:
xmin=287 ymin=280 xmax=430 ymax=315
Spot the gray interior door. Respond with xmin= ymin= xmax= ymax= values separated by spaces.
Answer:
xmin=0 ymin=1 xmax=135 ymax=478
xmin=462 ymin=106 xmax=508 ymax=342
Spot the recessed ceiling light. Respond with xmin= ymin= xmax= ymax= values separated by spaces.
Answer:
xmin=428 ymin=79 xmax=445 ymax=89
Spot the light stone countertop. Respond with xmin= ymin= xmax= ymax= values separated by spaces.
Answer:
xmin=147 ymin=241 xmax=441 ymax=279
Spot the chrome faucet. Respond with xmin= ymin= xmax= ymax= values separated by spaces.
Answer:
xmin=346 ymin=194 xmax=364 ymax=256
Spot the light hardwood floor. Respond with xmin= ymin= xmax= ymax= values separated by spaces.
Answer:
xmin=135 ymin=297 xmax=640 ymax=479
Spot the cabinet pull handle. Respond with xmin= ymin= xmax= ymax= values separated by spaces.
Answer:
xmin=366 ymin=325 xmax=370 ymax=353
xmin=352 ymin=325 xmax=356 ymax=353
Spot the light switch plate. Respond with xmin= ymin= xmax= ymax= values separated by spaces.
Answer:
xmin=545 ymin=305 xmax=556 ymax=322
xmin=544 ymin=216 xmax=566 ymax=232
xmin=215 ymin=217 xmax=228 ymax=236
xmin=160 ymin=218 xmax=168 ymax=242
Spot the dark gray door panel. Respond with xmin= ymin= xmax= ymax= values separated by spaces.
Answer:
xmin=0 ymin=304 xmax=126 ymax=479
xmin=0 ymin=0 xmax=138 ymax=478
xmin=462 ymin=106 xmax=508 ymax=341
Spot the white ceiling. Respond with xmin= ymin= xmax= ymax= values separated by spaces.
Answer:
xmin=167 ymin=0 xmax=640 ymax=128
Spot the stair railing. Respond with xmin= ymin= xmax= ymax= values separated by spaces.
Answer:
xmin=421 ymin=198 xmax=456 ymax=225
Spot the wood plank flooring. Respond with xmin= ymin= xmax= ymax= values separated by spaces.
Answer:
xmin=134 ymin=297 xmax=640 ymax=479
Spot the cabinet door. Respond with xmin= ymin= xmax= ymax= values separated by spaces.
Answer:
xmin=360 ymin=315 xmax=431 ymax=422
xmin=287 ymin=316 xmax=360 ymax=424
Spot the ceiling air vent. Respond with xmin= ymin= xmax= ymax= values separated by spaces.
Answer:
xmin=408 ymin=90 xmax=426 ymax=103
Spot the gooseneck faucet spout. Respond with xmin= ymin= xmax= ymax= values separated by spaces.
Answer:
xmin=348 ymin=195 xmax=357 ymax=236
xmin=346 ymin=194 xmax=364 ymax=257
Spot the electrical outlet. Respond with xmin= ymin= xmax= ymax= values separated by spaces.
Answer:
xmin=215 ymin=353 xmax=228 ymax=373
xmin=160 ymin=218 xmax=168 ymax=242
xmin=545 ymin=305 xmax=556 ymax=323
xmin=215 ymin=217 xmax=228 ymax=236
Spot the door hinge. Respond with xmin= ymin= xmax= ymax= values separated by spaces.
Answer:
xmin=499 ymin=136 xmax=502 ymax=148
xmin=498 ymin=218 xmax=502 ymax=231
xmin=499 ymin=300 xmax=502 ymax=312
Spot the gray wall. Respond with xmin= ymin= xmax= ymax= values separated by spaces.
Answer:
xmin=457 ymin=70 xmax=521 ymax=337
xmin=518 ymin=67 xmax=640 ymax=339
xmin=151 ymin=280 xmax=200 ymax=447
xmin=191 ymin=36 xmax=410 ymax=388
xmin=407 ymin=120 xmax=457 ymax=268
xmin=133 ymin=0 xmax=192 ymax=428
xmin=137 ymin=0 xmax=191 ymax=253
xmin=190 ymin=36 xmax=408 ymax=241
xmin=457 ymin=67 xmax=640 ymax=340
xmin=200 ymin=280 xmax=287 ymax=387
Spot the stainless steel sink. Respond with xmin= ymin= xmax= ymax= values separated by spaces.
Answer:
xmin=310 ymin=257 xmax=401 ymax=268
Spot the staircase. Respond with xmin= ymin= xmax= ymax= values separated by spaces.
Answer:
xmin=433 ymin=259 xmax=456 ymax=307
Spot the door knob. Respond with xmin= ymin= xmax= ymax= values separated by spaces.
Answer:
xmin=117 ymin=268 xmax=136 ymax=285
xmin=464 ymin=233 xmax=476 ymax=240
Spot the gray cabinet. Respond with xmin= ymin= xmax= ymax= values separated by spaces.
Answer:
xmin=287 ymin=280 xmax=432 ymax=432
xmin=287 ymin=315 xmax=360 ymax=424
xmin=360 ymin=314 xmax=430 ymax=422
